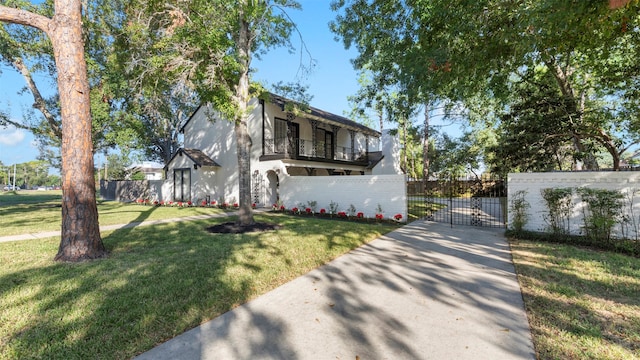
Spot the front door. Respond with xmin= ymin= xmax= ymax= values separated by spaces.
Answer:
xmin=173 ymin=168 xmax=191 ymax=202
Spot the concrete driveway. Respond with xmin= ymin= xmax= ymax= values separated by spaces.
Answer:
xmin=135 ymin=220 xmax=535 ymax=360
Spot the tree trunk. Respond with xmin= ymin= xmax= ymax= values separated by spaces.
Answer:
xmin=51 ymin=1 xmax=105 ymax=260
xmin=422 ymin=102 xmax=430 ymax=197
xmin=234 ymin=3 xmax=255 ymax=226
xmin=0 ymin=2 xmax=106 ymax=261
xmin=402 ymin=117 xmax=408 ymax=174
xmin=544 ymin=56 xmax=599 ymax=170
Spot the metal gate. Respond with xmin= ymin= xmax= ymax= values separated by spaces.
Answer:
xmin=407 ymin=176 xmax=507 ymax=228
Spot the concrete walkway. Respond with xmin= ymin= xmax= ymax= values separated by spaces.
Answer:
xmin=0 ymin=211 xmax=251 ymax=243
xmin=135 ymin=221 xmax=536 ymax=360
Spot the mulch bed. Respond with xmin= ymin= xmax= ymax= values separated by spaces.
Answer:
xmin=206 ymin=222 xmax=282 ymax=234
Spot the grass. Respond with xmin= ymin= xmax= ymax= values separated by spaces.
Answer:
xmin=0 ymin=191 xmax=228 ymax=236
xmin=0 ymin=210 xmax=398 ymax=359
xmin=510 ymin=239 xmax=640 ymax=359
xmin=407 ymin=199 xmax=447 ymax=221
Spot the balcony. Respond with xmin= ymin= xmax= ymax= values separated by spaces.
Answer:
xmin=261 ymin=137 xmax=369 ymax=165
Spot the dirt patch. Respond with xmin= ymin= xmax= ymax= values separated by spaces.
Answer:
xmin=206 ymin=222 xmax=282 ymax=234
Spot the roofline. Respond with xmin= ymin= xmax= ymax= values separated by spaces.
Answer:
xmin=179 ymin=104 xmax=204 ymax=133
xmin=179 ymin=94 xmax=381 ymax=137
xmin=263 ymin=92 xmax=381 ymax=137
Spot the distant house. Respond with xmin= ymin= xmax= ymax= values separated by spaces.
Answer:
xmin=162 ymin=93 xmax=405 ymax=216
xmin=128 ymin=161 xmax=165 ymax=180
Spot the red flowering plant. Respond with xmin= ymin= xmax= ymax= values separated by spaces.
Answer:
xmin=305 ymin=207 xmax=312 ymax=214
xmin=187 ymin=201 xmax=192 ymax=207
xmin=356 ymin=212 xmax=364 ymax=219
xmin=201 ymin=200 xmax=208 ymax=207
xmin=394 ymin=213 xmax=403 ymax=221
xmin=291 ymin=207 xmax=299 ymax=214
xmin=177 ymin=201 xmax=183 ymax=207
xmin=279 ymin=205 xmax=285 ymax=211
xmin=153 ymin=200 xmax=159 ymax=206
xmin=252 ymin=203 xmax=257 ymax=209
xmin=338 ymin=211 xmax=347 ymax=218
xmin=319 ymin=208 xmax=326 ymax=214
xmin=210 ymin=200 xmax=217 ymax=206
xmin=375 ymin=213 xmax=384 ymax=220
xmin=233 ymin=203 xmax=239 ymax=208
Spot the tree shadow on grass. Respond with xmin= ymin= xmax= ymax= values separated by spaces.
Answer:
xmin=1 ymin=213 xmax=386 ymax=359
xmin=511 ymin=243 xmax=640 ymax=357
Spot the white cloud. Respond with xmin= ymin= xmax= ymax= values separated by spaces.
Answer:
xmin=0 ymin=125 xmax=26 ymax=146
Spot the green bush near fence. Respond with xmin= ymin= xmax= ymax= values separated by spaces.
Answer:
xmin=508 ymin=187 xmax=640 ymax=258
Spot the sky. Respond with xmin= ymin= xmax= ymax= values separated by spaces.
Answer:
xmin=0 ymin=1 xmax=458 ymax=168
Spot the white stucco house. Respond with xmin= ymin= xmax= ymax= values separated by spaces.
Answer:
xmin=162 ymin=93 xmax=405 ymax=217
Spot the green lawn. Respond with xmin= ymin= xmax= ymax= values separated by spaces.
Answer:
xmin=0 ymin=212 xmax=397 ymax=359
xmin=510 ymin=239 xmax=640 ymax=360
xmin=407 ymin=199 xmax=446 ymax=221
xmin=0 ymin=191 xmax=228 ymax=236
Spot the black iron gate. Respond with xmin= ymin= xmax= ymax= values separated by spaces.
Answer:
xmin=407 ymin=176 xmax=507 ymax=228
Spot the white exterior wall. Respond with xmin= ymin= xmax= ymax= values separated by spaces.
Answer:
xmin=279 ymin=174 xmax=407 ymax=221
xmin=373 ymin=129 xmax=403 ymax=175
xmin=508 ymin=172 xmax=640 ymax=237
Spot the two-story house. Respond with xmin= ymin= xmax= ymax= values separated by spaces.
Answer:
xmin=164 ymin=92 xmax=402 ymax=207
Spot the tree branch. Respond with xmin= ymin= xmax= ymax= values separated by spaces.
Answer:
xmin=0 ymin=5 xmax=51 ymax=35
xmin=12 ymin=56 xmax=62 ymax=139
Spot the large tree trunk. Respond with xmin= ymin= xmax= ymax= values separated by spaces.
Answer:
xmin=422 ymin=102 xmax=430 ymax=181
xmin=234 ymin=3 xmax=255 ymax=226
xmin=422 ymin=102 xmax=430 ymax=199
xmin=52 ymin=1 xmax=105 ymax=260
xmin=544 ymin=56 xmax=599 ymax=170
xmin=0 ymin=1 xmax=106 ymax=261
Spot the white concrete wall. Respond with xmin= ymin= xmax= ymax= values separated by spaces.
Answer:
xmin=279 ymin=174 xmax=407 ymax=221
xmin=508 ymin=172 xmax=640 ymax=237
xmin=373 ymin=129 xmax=403 ymax=175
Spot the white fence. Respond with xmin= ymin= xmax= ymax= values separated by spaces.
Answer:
xmin=508 ymin=172 xmax=640 ymax=238
xmin=279 ymin=174 xmax=407 ymax=221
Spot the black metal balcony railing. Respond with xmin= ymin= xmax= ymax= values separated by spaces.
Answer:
xmin=264 ymin=137 xmax=367 ymax=162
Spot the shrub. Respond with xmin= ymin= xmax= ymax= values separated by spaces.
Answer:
xmin=329 ymin=201 xmax=339 ymax=215
xmin=577 ymin=187 xmax=625 ymax=243
xmin=541 ymin=187 xmax=573 ymax=235
xmin=347 ymin=204 xmax=357 ymax=217
xmin=509 ymin=190 xmax=529 ymax=233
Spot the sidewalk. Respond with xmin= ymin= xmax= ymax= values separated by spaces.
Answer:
xmin=0 ymin=211 xmax=244 ymax=243
xmin=135 ymin=221 xmax=536 ymax=360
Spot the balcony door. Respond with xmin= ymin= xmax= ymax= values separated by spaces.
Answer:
xmin=315 ymin=128 xmax=333 ymax=159
xmin=275 ymin=119 xmax=299 ymax=157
